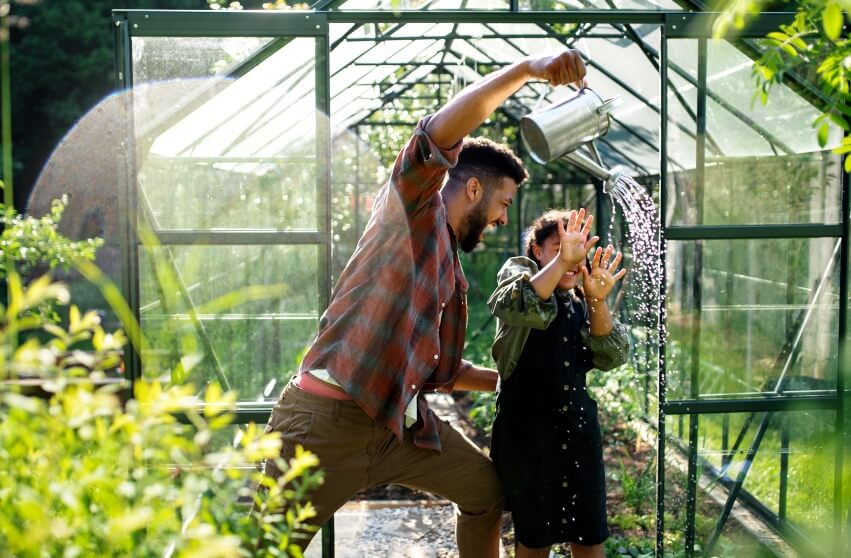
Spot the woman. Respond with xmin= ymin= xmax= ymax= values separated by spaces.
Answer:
xmin=488 ymin=208 xmax=630 ymax=558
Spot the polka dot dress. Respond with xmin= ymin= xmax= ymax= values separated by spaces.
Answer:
xmin=491 ymin=292 xmax=609 ymax=549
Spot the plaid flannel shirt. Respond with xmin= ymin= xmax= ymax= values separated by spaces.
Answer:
xmin=299 ymin=115 xmax=473 ymax=451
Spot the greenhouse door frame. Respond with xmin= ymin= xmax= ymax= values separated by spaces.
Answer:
xmin=112 ymin=11 xmax=336 ymax=553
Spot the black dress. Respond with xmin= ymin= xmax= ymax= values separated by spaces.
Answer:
xmin=490 ymin=292 xmax=609 ymax=548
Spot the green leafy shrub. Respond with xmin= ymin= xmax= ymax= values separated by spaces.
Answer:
xmin=467 ymin=390 xmax=497 ymax=435
xmin=0 ymin=274 xmax=323 ymax=557
xmin=0 ymin=194 xmax=102 ymax=280
xmin=714 ymin=0 xmax=851 ymax=170
xmin=618 ymin=456 xmax=655 ymax=516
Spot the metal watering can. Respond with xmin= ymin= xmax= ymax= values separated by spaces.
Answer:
xmin=520 ymin=88 xmax=624 ymax=192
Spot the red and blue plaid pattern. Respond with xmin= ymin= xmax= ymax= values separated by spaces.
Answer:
xmin=300 ymin=116 xmax=473 ymax=451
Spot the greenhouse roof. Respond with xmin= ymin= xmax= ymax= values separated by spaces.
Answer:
xmin=133 ymin=6 xmax=837 ymax=181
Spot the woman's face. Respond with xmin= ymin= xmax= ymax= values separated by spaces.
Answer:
xmin=533 ymin=231 xmax=582 ymax=291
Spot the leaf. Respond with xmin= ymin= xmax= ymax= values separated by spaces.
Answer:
xmin=788 ymin=36 xmax=808 ymax=51
xmin=69 ymin=305 xmax=80 ymax=331
xmin=780 ymin=43 xmax=799 ymax=57
xmin=767 ymin=31 xmax=790 ymax=42
xmin=756 ymin=64 xmax=775 ymax=81
xmin=43 ymin=323 xmax=68 ymax=340
xmin=823 ymin=3 xmax=844 ymax=41
xmin=2 ymin=392 xmax=44 ymax=413
xmin=817 ymin=122 xmax=830 ymax=147
xmin=834 ymin=102 xmax=851 ymax=118
xmin=833 ymin=137 xmax=851 ymax=154
xmin=827 ymin=111 xmax=850 ymax=131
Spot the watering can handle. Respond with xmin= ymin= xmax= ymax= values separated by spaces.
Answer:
xmin=534 ymin=85 xmax=621 ymax=115
xmin=533 ymin=84 xmax=549 ymax=112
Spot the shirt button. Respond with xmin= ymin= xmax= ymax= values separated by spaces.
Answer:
xmin=411 ymin=384 xmax=416 ymax=390
xmin=562 ymin=405 xmax=568 ymax=411
xmin=562 ymin=481 xmax=568 ymax=488
xmin=563 ymin=361 xmax=569 ymax=367
xmin=563 ymin=336 xmax=568 ymax=342
xmin=563 ymin=385 xmax=569 ymax=391
xmin=433 ymin=354 xmax=439 ymax=360
xmin=441 ymin=302 xmax=446 ymax=308
xmin=561 ymin=444 xmax=567 ymax=450
xmin=562 ymin=518 xmax=567 ymax=524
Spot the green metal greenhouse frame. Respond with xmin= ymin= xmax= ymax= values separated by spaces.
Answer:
xmin=111 ymin=4 xmax=848 ymax=557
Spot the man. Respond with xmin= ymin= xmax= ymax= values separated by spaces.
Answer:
xmin=264 ymin=49 xmax=587 ymax=556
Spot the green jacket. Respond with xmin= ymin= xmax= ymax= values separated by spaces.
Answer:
xmin=488 ymin=256 xmax=630 ymax=381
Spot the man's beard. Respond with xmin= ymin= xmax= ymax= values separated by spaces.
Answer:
xmin=459 ymin=200 xmax=489 ymax=253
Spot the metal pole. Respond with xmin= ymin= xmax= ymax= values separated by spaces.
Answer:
xmin=1 ymin=4 xmax=11 ymax=208
xmin=656 ymin=17 xmax=669 ymax=558
xmin=316 ymin=31 xmax=335 ymax=558
xmin=779 ymin=415 xmax=789 ymax=524
xmin=1 ymin=3 xmax=13 ymax=289
xmin=835 ymin=150 xmax=849 ymax=558
xmin=113 ymin=16 xmax=143 ymax=394
xmin=684 ymin=36 xmax=707 ymax=557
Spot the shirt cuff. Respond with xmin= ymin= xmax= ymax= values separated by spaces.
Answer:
xmin=581 ymin=320 xmax=630 ymax=370
xmin=414 ymin=115 xmax=462 ymax=169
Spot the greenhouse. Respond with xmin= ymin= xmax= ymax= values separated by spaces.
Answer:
xmin=2 ymin=1 xmax=848 ymax=557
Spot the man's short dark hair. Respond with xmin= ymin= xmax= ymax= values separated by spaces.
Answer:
xmin=447 ymin=137 xmax=528 ymax=191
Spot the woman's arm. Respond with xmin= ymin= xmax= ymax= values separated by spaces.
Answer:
xmin=488 ymin=257 xmax=558 ymax=329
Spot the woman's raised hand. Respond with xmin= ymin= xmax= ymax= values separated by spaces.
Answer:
xmin=557 ymin=209 xmax=599 ymax=268
xmin=582 ymin=244 xmax=627 ymax=302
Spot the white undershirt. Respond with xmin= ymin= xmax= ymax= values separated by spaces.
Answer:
xmin=308 ymin=307 xmax=445 ymax=429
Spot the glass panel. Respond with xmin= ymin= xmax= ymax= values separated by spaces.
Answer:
xmin=666 ymin=238 xmax=840 ymax=399
xmin=132 ymin=37 xmax=273 ymax=84
xmin=668 ymin=38 xmax=841 ymax=158
xmin=666 ymin=38 xmax=843 ymax=226
xmin=670 ymin=153 xmax=842 ymax=227
xmin=706 ymin=40 xmax=842 ymax=156
xmin=138 ymin=159 xmax=317 ymax=231
xmin=520 ymin=0 xmax=682 ymax=9
xmin=139 ymin=245 xmax=320 ymax=402
xmin=660 ymin=424 xmax=688 ymax=556
xmin=133 ymin=37 xmax=319 ymax=231
xmin=665 ymin=38 xmax=844 ymax=226
xmin=334 ymin=0 xmax=511 ymax=9
xmin=663 ymin=411 xmax=840 ymax=556
xmin=330 ymin=130 xmax=386 ymax=281
xmin=666 ymin=49 xmax=699 ymax=186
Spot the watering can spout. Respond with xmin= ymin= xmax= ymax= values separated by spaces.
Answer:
xmin=561 ymin=151 xmax=624 ymax=194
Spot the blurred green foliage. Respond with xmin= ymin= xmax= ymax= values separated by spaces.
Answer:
xmin=0 ymin=272 xmax=323 ymax=557
xmin=714 ymin=0 xmax=851 ymax=170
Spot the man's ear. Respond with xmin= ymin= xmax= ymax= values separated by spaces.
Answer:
xmin=465 ymin=177 xmax=483 ymax=203
xmin=532 ymin=244 xmax=542 ymax=261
